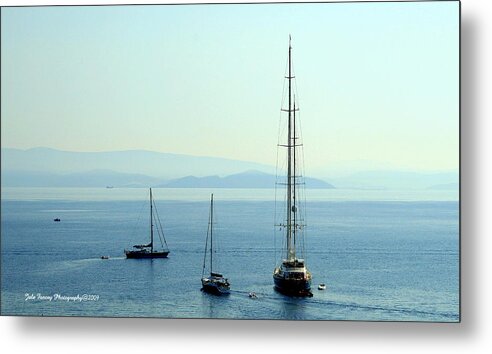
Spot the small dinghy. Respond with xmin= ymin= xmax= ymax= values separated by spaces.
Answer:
xmin=318 ymin=283 xmax=326 ymax=290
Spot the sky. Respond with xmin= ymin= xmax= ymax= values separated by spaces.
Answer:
xmin=1 ymin=1 xmax=460 ymax=173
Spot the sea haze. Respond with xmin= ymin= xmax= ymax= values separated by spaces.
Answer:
xmin=0 ymin=188 xmax=459 ymax=321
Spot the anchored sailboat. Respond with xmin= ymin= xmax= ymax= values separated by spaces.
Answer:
xmin=273 ymin=37 xmax=313 ymax=297
xmin=201 ymin=194 xmax=230 ymax=295
xmin=125 ymin=188 xmax=170 ymax=259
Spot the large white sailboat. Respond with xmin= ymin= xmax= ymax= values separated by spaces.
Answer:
xmin=273 ymin=37 xmax=313 ymax=297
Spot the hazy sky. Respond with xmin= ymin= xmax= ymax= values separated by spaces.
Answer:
xmin=1 ymin=1 xmax=459 ymax=172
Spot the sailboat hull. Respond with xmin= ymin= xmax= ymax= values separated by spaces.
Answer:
xmin=125 ymin=250 xmax=169 ymax=259
xmin=273 ymin=258 xmax=313 ymax=297
xmin=201 ymin=278 xmax=230 ymax=295
xmin=273 ymin=273 xmax=312 ymax=297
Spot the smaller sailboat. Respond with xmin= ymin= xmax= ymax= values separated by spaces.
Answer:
xmin=125 ymin=188 xmax=170 ymax=259
xmin=201 ymin=194 xmax=230 ymax=295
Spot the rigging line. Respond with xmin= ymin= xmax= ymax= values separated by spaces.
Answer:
xmin=150 ymin=199 xmax=161 ymax=248
xmin=274 ymin=148 xmax=278 ymax=267
xmin=298 ymin=106 xmax=308 ymax=258
xmin=211 ymin=197 xmax=222 ymax=271
xmin=293 ymin=97 xmax=297 ymax=257
xmin=153 ymin=202 xmax=164 ymax=248
xmin=299 ymin=127 xmax=308 ymax=262
xmin=290 ymin=47 xmax=308 ymax=262
xmin=274 ymin=115 xmax=282 ymax=266
xmin=292 ymin=139 xmax=306 ymax=259
xmin=274 ymin=48 xmax=290 ymax=268
xmin=293 ymin=67 xmax=301 ymax=110
xmin=152 ymin=200 xmax=168 ymax=249
xmin=202 ymin=208 xmax=211 ymax=278
xmin=210 ymin=195 xmax=214 ymax=274
xmin=281 ymin=50 xmax=289 ymax=108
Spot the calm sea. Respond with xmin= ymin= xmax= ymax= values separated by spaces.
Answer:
xmin=0 ymin=187 xmax=459 ymax=321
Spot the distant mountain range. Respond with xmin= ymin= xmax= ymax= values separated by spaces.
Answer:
xmin=1 ymin=147 xmax=334 ymax=188
xmin=160 ymin=170 xmax=334 ymax=189
xmin=1 ymin=147 xmax=275 ymax=178
xmin=1 ymin=169 xmax=334 ymax=189
xmin=1 ymin=147 xmax=458 ymax=190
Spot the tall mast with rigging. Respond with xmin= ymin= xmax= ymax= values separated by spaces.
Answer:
xmin=286 ymin=35 xmax=294 ymax=261
xmin=210 ymin=193 xmax=214 ymax=274
xmin=273 ymin=36 xmax=312 ymax=297
xmin=150 ymin=188 xmax=154 ymax=253
xmin=285 ymin=36 xmax=301 ymax=262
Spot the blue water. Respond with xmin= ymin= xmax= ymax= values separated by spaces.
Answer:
xmin=1 ymin=188 xmax=459 ymax=321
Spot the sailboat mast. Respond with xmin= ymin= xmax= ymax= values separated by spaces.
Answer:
xmin=286 ymin=36 xmax=294 ymax=261
xmin=293 ymin=98 xmax=297 ymax=254
xmin=150 ymin=188 xmax=154 ymax=253
xmin=210 ymin=193 xmax=214 ymax=274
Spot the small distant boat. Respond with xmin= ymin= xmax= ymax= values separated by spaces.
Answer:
xmin=53 ymin=218 xmax=61 ymax=222
xmin=248 ymin=292 xmax=258 ymax=299
xmin=201 ymin=194 xmax=230 ymax=295
xmin=318 ymin=283 xmax=326 ymax=290
xmin=125 ymin=188 xmax=170 ymax=259
xmin=106 ymin=186 xmax=114 ymax=189
xmin=101 ymin=256 xmax=110 ymax=260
